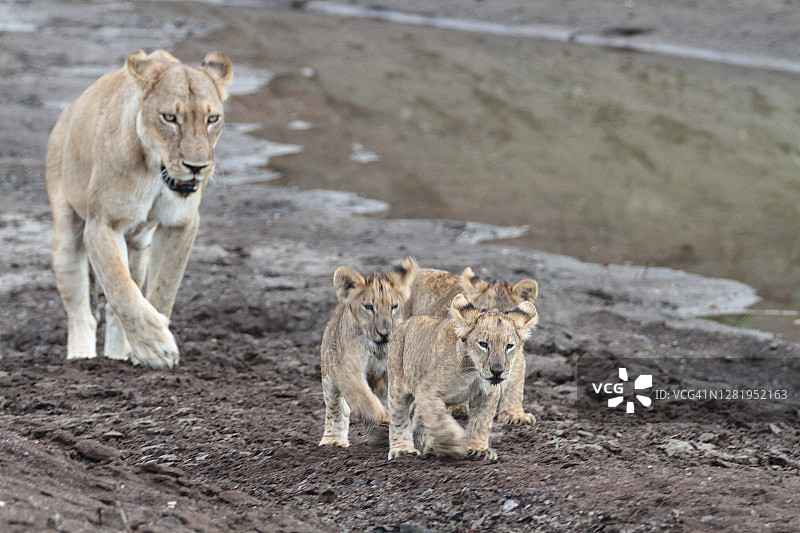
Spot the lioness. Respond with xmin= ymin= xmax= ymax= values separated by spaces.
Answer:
xmin=387 ymin=294 xmax=538 ymax=460
xmin=405 ymin=266 xmax=539 ymax=424
xmin=319 ymin=257 xmax=417 ymax=447
xmin=45 ymin=50 xmax=233 ymax=369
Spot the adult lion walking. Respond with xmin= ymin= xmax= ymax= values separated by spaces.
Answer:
xmin=45 ymin=50 xmax=233 ymax=369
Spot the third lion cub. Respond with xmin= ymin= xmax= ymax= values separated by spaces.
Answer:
xmin=405 ymin=266 xmax=539 ymax=424
xmin=387 ymin=294 xmax=538 ymax=460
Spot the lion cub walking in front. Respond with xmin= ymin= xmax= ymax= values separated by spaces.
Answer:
xmin=319 ymin=257 xmax=417 ymax=447
xmin=406 ymin=266 xmax=539 ymax=424
xmin=387 ymin=294 xmax=538 ymax=460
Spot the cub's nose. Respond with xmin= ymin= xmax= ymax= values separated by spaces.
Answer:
xmin=182 ymin=161 xmax=209 ymax=175
xmin=490 ymin=362 xmax=505 ymax=377
xmin=377 ymin=332 xmax=390 ymax=344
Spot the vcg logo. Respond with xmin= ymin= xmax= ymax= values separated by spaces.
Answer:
xmin=591 ymin=367 xmax=653 ymax=413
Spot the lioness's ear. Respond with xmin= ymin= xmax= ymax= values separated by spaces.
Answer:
xmin=460 ymin=267 xmax=488 ymax=300
xmin=333 ymin=266 xmax=365 ymax=302
xmin=199 ymin=51 xmax=234 ymax=101
xmin=127 ymin=50 xmax=167 ymax=88
xmin=512 ymin=279 xmax=538 ymax=303
xmin=388 ymin=256 xmax=417 ymax=299
xmin=507 ymin=301 xmax=539 ymax=340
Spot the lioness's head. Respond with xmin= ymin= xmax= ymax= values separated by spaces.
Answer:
xmin=334 ymin=257 xmax=418 ymax=348
xmin=450 ymin=294 xmax=538 ymax=386
xmin=460 ymin=267 xmax=538 ymax=312
xmin=127 ymin=49 xmax=233 ymax=196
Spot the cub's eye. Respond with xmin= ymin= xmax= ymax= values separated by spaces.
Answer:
xmin=207 ymin=114 xmax=220 ymax=125
xmin=506 ymin=343 xmax=515 ymax=352
xmin=363 ymin=304 xmax=374 ymax=312
xmin=391 ymin=304 xmax=399 ymax=311
xmin=161 ymin=113 xmax=177 ymax=124
xmin=478 ymin=341 xmax=489 ymax=350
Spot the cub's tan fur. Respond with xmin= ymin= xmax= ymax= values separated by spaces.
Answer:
xmin=406 ymin=266 xmax=539 ymax=424
xmin=319 ymin=258 xmax=417 ymax=447
xmin=387 ymin=294 xmax=538 ymax=460
xmin=45 ymin=50 xmax=232 ymax=369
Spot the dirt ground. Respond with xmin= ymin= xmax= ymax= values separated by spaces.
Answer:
xmin=2 ymin=1 xmax=800 ymax=532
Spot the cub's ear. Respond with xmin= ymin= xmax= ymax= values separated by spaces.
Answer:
xmin=449 ymin=294 xmax=481 ymax=323
xmin=333 ymin=266 xmax=365 ymax=303
xmin=148 ymin=49 xmax=180 ymax=64
xmin=507 ymin=301 xmax=539 ymax=340
xmin=199 ymin=51 xmax=234 ymax=101
xmin=388 ymin=256 xmax=417 ymax=299
xmin=512 ymin=279 xmax=538 ymax=303
xmin=460 ymin=266 xmax=488 ymax=300
xmin=127 ymin=50 xmax=167 ymax=88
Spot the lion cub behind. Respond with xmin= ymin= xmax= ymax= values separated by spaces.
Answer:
xmin=319 ymin=257 xmax=417 ymax=447
xmin=387 ymin=294 xmax=538 ymax=460
xmin=405 ymin=266 xmax=539 ymax=424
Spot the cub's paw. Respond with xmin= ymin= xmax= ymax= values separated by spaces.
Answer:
xmin=467 ymin=447 xmax=498 ymax=461
xmin=388 ymin=446 xmax=420 ymax=460
xmin=319 ymin=436 xmax=350 ymax=447
xmin=498 ymin=410 xmax=536 ymax=425
xmin=436 ymin=441 xmax=469 ymax=459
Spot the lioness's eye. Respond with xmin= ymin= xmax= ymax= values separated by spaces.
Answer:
xmin=363 ymin=304 xmax=374 ymax=312
xmin=161 ymin=113 xmax=177 ymax=123
xmin=391 ymin=304 xmax=399 ymax=311
xmin=478 ymin=341 xmax=489 ymax=350
xmin=506 ymin=343 xmax=515 ymax=351
xmin=207 ymin=114 xmax=220 ymax=125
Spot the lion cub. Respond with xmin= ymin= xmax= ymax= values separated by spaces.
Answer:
xmin=405 ymin=266 xmax=539 ymax=424
xmin=387 ymin=294 xmax=538 ymax=460
xmin=319 ymin=257 xmax=417 ymax=447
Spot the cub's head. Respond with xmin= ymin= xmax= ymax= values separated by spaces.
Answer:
xmin=460 ymin=267 xmax=538 ymax=312
xmin=333 ymin=257 xmax=417 ymax=347
xmin=127 ymin=49 xmax=234 ymax=196
xmin=450 ymin=294 xmax=538 ymax=386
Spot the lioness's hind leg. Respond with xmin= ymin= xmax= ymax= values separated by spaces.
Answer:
xmin=104 ymin=243 xmax=149 ymax=361
xmin=319 ymin=375 xmax=351 ymax=447
xmin=103 ymin=305 xmax=131 ymax=361
xmin=51 ymin=206 xmax=97 ymax=359
xmin=497 ymin=352 xmax=535 ymax=425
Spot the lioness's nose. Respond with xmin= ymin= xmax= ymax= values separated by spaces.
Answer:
xmin=182 ymin=161 xmax=209 ymax=174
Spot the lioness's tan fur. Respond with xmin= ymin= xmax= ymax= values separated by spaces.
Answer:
xmin=406 ymin=266 xmax=539 ymax=424
xmin=319 ymin=257 xmax=417 ymax=447
xmin=387 ymin=294 xmax=538 ymax=460
xmin=45 ymin=49 xmax=233 ymax=369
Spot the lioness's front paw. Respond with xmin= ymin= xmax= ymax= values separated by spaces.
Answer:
xmin=127 ymin=311 xmax=179 ymax=369
xmin=467 ymin=447 xmax=498 ymax=461
xmin=388 ymin=446 xmax=420 ymax=460
xmin=66 ymin=351 xmax=98 ymax=361
xmin=498 ymin=410 xmax=536 ymax=425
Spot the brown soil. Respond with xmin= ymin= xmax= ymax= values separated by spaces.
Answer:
xmin=2 ymin=2 xmax=800 ymax=532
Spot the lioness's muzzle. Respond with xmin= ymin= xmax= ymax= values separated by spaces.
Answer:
xmin=161 ymin=164 xmax=200 ymax=196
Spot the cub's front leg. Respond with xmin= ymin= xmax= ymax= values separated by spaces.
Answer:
xmin=85 ymin=219 xmax=178 ymax=369
xmin=466 ymin=386 xmax=502 ymax=460
xmin=416 ymin=391 xmax=468 ymax=458
xmin=497 ymin=351 xmax=536 ymax=425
